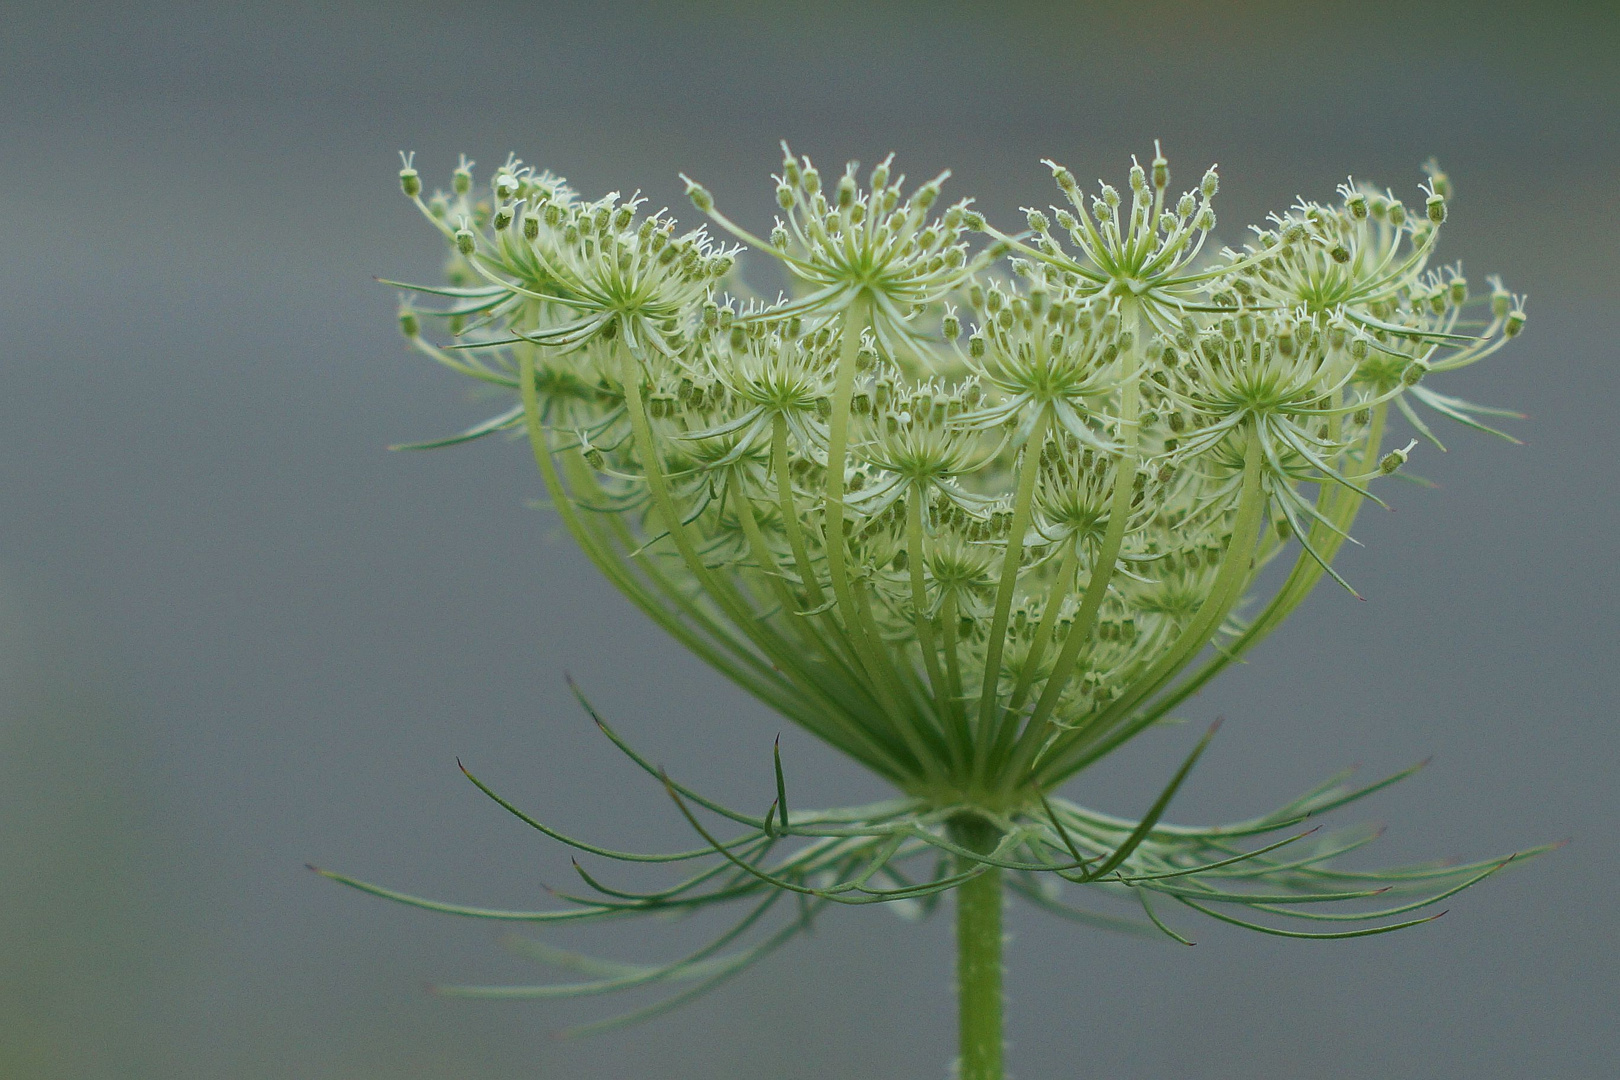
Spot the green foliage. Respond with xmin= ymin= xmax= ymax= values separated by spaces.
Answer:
xmin=318 ymin=685 xmax=1553 ymax=1032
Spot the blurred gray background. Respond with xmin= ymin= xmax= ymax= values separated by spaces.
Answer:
xmin=2 ymin=1 xmax=1615 ymax=1076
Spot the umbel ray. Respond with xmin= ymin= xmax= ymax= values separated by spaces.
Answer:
xmin=314 ymin=142 xmax=1548 ymax=1074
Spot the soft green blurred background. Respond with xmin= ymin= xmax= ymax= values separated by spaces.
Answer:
xmin=2 ymin=1 xmax=1616 ymax=1076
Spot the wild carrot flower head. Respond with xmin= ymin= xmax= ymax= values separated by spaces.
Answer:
xmin=331 ymin=146 xmax=1546 ymax=1024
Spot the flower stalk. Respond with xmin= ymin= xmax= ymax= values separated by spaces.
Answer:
xmin=953 ymin=816 xmax=1006 ymax=1080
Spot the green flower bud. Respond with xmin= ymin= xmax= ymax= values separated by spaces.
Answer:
xmin=1379 ymin=442 xmax=1414 ymax=474
xmin=398 ymin=151 xmax=421 ymax=198
xmin=684 ymin=177 xmax=714 ymax=213
xmin=870 ymin=158 xmax=890 ymax=191
xmin=397 ymin=307 xmax=419 ymax=338
xmin=1491 ymin=279 xmax=1511 ymax=318
xmin=452 ymin=156 xmax=473 ymax=195
xmin=1505 ymin=304 xmax=1527 ymax=338
xmin=454 ymin=227 xmax=475 ymax=256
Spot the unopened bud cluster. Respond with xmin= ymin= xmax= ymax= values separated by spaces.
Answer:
xmin=390 ymin=145 xmax=1525 ymax=805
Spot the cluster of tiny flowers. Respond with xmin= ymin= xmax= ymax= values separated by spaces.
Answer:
xmin=392 ymin=146 xmax=1525 ymax=807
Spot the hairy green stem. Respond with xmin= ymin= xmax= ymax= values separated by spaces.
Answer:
xmin=954 ymin=823 xmax=1004 ymax=1080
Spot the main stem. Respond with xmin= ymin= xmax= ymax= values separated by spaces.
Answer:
xmin=955 ymin=821 xmax=1004 ymax=1080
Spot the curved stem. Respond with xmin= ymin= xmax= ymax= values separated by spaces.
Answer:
xmin=771 ymin=414 xmax=827 ymax=609
xmin=907 ymin=493 xmax=959 ymax=773
xmin=815 ymin=296 xmax=914 ymax=729
xmin=1131 ymin=402 xmax=1388 ymax=730
xmin=940 ymin=591 xmax=967 ymax=736
xmin=974 ymin=408 xmax=1050 ymax=780
xmin=1006 ymin=541 xmax=1079 ymax=712
xmin=516 ymin=350 xmax=808 ymax=723
xmin=1001 ymin=307 xmax=1143 ymax=787
xmin=613 ymin=339 xmax=913 ymax=770
xmin=822 ymin=293 xmax=871 ymax=643
xmin=1036 ymin=425 xmax=1269 ymax=784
